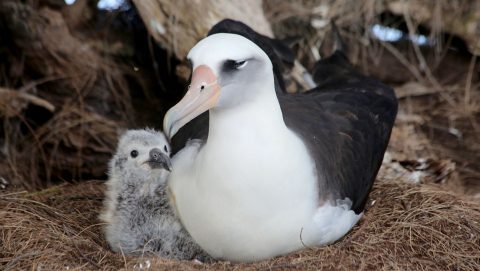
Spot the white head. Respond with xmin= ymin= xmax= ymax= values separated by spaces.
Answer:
xmin=163 ymin=33 xmax=275 ymax=139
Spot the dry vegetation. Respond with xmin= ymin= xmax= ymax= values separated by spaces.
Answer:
xmin=0 ymin=0 xmax=135 ymax=189
xmin=1 ymin=0 xmax=480 ymax=270
xmin=2 ymin=179 xmax=479 ymax=270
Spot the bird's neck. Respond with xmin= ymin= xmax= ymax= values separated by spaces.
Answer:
xmin=207 ymin=80 xmax=286 ymax=143
xmin=118 ymin=171 xmax=167 ymax=195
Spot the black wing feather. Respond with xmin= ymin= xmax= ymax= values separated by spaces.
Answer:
xmin=280 ymin=51 xmax=397 ymax=213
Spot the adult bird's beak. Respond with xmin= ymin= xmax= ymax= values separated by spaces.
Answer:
xmin=163 ymin=65 xmax=220 ymax=139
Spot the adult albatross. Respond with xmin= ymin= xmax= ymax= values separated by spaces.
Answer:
xmin=163 ymin=29 xmax=397 ymax=262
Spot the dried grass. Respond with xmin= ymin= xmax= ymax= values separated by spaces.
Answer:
xmin=1 ymin=179 xmax=479 ymax=270
xmin=0 ymin=1 xmax=133 ymax=188
xmin=1 ymin=2 xmax=479 ymax=269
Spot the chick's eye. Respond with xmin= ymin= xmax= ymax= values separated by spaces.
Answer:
xmin=130 ymin=150 xmax=138 ymax=158
xmin=164 ymin=145 xmax=168 ymax=153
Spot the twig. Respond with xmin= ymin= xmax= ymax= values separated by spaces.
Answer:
xmin=18 ymin=76 xmax=63 ymax=93
xmin=464 ymin=55 xmax=477 ymax=110
xmin=378 ymin=41 xmax=424 ymax=83
xmin=72 ymin=238 xmax=101 ymax=269
xmin=291 ymin=61 xmax=316 ymax=91
xmin=259 ymin=263 xmax=299 ymax=271
xmin=0 ymin=87 xmax=55 ymax=112
xmin=3 ymin=251 xmax=39 ymax=271
xmin=119 ymin=246 xmax=128 ymax=269
xmin=402 ymin=4 xmax=456 ymax=107
xmin=395 ymin=82 xmax=444 ymax=99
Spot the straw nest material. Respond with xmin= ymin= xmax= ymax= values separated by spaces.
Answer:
xmin=1 ymin=1 xmax=480 ymax=270
xmin=1 ymin=178 xmax=479 ymax=270
xmin=0 ymin=1 xmax=133 ymax=189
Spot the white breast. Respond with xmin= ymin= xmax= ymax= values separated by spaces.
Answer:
xmin=167 ymin=78 xmax=362 ymax=261
xmin=168 ymin=118 xmax=360 ymax=262
xmin=169 ymin=128 xmax=314 ymax=260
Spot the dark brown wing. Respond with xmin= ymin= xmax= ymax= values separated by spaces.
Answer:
xmin=280 ymin=51 xmax=398 ymax=214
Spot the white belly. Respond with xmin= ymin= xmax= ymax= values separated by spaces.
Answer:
xmin=168 ymin=132 xmax=361 ymax=262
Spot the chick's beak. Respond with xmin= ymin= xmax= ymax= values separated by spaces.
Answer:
xmin=163 ymin=65 xmax=220 ymax=139
xmin=147 ymin=148 xmax=172 ymax=171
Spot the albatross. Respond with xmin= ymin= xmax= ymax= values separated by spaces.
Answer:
xmin=163 ymin=23 xmax=397 ymax=262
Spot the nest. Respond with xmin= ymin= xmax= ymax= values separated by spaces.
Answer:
xmin=1 ymin=178 xmax=479 ymax=270
xmin=0 ymin=1 xmax=135 ymax=189
xmin=1 ymin=1 xmax=479 ymax=269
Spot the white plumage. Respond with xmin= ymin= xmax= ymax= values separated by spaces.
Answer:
xmin=165 ymin=34 xmax=361 ymax=262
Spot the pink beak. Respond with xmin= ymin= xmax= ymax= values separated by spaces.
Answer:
xmin=163 ymin=65 xmax=221 ymax=139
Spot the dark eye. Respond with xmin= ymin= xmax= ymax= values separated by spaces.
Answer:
xmin=234 ymin=60 xmax=247 ymax=69
xmin=164 ymin=145 xmax=168 ymax=153
xmin=223 ymin=60 xmax=247 ymax=71
xmin=130 ymin=150 xmax=138 ymax=158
